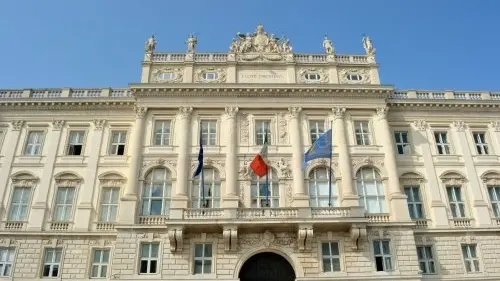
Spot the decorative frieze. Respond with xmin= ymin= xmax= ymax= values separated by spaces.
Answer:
xmin=150 ymin=67 xmax=184 ymax=83
xmin=339 ymin=68 xmax=371 ymax=84
xmin=278 ymin=112 xmax=288 ymax=144
xmin=240 ymin=113 xmax=250 ymax=144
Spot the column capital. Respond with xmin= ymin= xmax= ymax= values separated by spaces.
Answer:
xmin=134 ymin=106 xmax=148 ymax=119
xmin=375 ymin=106 xmax=389 ymax=120
xmin=287 ymin=106 xmax=302 ymax=118
xmin=413 ymin=119 xmax=428 ymax=131
xmin=453 ymin=120 xmax=466 ymax=132
xmin=332 ymin=107 xmax=346 ymax=119
xmin=52 ymin=120 xmax=65 ymax=131
xmin=490 ymin=120 xmax=500 ymax=132
xmin=224 ymin=106 xmax=239 ymax=119
xmin=178 ymin=107 xmax=193 ymax=119
xmin=10 ymin=120 xmax=24 ymax=131
xmin=93 ymin=119 xmax=106 ymax=131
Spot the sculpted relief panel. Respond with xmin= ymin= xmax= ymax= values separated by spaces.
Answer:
xmin=338 ymin=68 xmax=371 ymax=84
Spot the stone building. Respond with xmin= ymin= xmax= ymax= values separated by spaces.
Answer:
xmin=0 ymin=24 xmax=499 ymax=281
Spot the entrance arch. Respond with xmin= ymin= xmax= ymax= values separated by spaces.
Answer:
xmin=238 ymin=252 xmax=296 ymax=281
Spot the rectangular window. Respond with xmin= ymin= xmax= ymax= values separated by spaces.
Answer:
xmin=42 ymin=248 xmax=62 ymax=278
xmin=461 ymin=244 xmax=480 ymax=273
xmin=0 ymin=248 xmax=15 ymax=277
xmin=67 ymin=131 xmax=85 ymax=156
xmin=417 ymin=246 xmax=436 ymax=274
xmin=139 ymin=243 xmax=159 ymax=274
xmin=24 ymin=131 xmax=45 ymax=156
xmin=54 ymin=187 xmax=75 ymax=222
xmin=373 ymin=240 xmax=392 ymax=272
xmin=394 ymin=131 xmax=411 ymax=155
xmin=99 ymin=188 xmax=120 ymax=222
xmin=8 ymin=187 xmax=31 ymax=221
xmin=404 ymin=186 xmax=424 ymax=219
xmin=488 ymin=186 xmax=500 ymax=217
xmin=91 ymin=249 xmax=110 ymax=278
xmin=354 ymin=121 xmax=371 ymax=145
xmin=321 ymin=242 xmax=341 ymax=272
xmin=473 ymin=132 xmax=489 ymax=155
xmin=193 ymin=243 xmax=212 ymax=274
xmin=109 ymin=131 xmax=127 ymax=156
xmin=154 ymin=120 xmax=171 ymax=146
xmin=255 ymin=120 xmax=271 ymax=145
xmin=200 ymin=120 xmax=217 ymax=146
xmin=309 ymin=120 xmax=325 ymax=144
xmin=446 ymin=186 xmax=466 ymax=218
xmin=434 ymin=132 xmax=450 ymax=155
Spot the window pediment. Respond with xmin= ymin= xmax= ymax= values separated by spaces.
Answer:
xmin=481 ymin=171 xmax=500 ymax=186
xmin=98 ymin=172 xmax=126 ymax=187
xmin=11 ymin=172 xmax=39 ymax=187
xmin=54 ymin=172 xmax=82 ymax=187
xmin=440 ymin=171 xmax=466 ymax=185
xmin=399 ymin=172 xmax=425 ymax=185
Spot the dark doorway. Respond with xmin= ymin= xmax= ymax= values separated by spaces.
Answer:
xmin=239 ymin=252 xmax=296 ymax=281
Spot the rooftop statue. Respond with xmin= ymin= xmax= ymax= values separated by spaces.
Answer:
xmin=322 ymin=35 xmax=334 ymax=54
xmin=362 ymin=34 xmax=375 ymax=56
xmin=186 ymin=34 xmax=198 ymax=53
xmin=230 ymin=24 xmax=293 ymax=54
xmin=145 ymin=34 xmax=157 ymax=53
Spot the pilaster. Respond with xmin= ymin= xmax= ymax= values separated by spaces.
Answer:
xmin=288 ymin=106 xmax=308 ymax=207
xmin=173 ymin=107 xmax=193 ymax=209
xmin=224 ymin=107 xmax=239 ymax=208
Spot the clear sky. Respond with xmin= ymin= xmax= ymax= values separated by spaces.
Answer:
xmin=0 ymin=0 xmax=498 ymax=91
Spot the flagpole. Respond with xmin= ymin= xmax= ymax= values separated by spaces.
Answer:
xmin=328 ymin=122 xmax=333 ymax=207
xmin=200 ymin=125 xmax=206 ymax=208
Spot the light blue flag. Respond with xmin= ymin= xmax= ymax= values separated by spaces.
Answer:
xmin=302 ymin=129 xmax=332 ymax=170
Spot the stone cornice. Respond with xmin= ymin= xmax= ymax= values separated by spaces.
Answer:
xmin=388 ymin=99 xmax=500 ymax=111
xmin=0 ymin=99 xmax=135 ymax=111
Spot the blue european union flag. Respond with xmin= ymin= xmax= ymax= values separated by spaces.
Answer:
xmin=302 ymin=129 xmax=332 ymax=169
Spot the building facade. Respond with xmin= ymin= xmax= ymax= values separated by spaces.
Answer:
xmin=0 ymin=24 xmax=500 ymax=281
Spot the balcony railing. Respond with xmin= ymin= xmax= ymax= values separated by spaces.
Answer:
xmin=48 ymin=221 xmax=71 ymax=231
xmin=138 ymin=215 xmax=167 ymax=225
xmin=95 ymin=222 xmax=116 ymax=231
xmin=3 ymin=221 xmax=25 ymax=230
xmin=365 ymin=213 xmax=390 ymax=223
xmin=0 ymin=88 xmax=132 ymax=100
xmin=451 ymin=218 xmax=473 ymax=228
xmin=391 ymin=90 xmax=500 ymax=101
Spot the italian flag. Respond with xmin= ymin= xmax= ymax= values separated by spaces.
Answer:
xmin=249 ymin=135 xmax=268 ymax=177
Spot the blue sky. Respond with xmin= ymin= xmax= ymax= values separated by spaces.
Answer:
xmin=0 ymin=0 xmax=498 ymax=90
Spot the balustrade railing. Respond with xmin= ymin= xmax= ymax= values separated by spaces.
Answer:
xmin=392 ymin=90 xmax=500 ymax=101
xmin=0 ymin=88 xmax=132 ymax=100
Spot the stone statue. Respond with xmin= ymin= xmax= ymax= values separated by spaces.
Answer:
xmin=186 ymin=34 xmax=197 ymax=53
xmin=280 ymin=39 xmax=292 ymax=53
xmin=229 ymin=38 xmax=239 ymax=53
xmin=323 ymin=35 xmax=334 ymax=54
xmin=362 ymin=34 xmax=375 ymax=56
xmin=232 ymin=24 xmax=293 ymax=55
xmin=267 ymin=34 xmax=279 ymax=53
xmin=145 ymin=34 xmax=157 ymax=53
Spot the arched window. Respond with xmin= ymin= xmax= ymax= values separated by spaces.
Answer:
xmin=356 ymin=167 xmax=386 ymax=213
xmin=251 ymin=169 xmax=279 ymax=208
xmin=309 ymin=167 xmax=337 ymax=207
xmin=192 ymin=168 xmax=221 ymax=208
xmin=141 ymin=168 xmax=172 ymax=216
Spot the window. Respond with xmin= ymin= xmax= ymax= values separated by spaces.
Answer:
xmin=255 ymin=120 xmax=271 ymax=145
xmin=394 ymin=131 xmax=411 ymax=155
xmin=347 ymin=74 xmax=362 ymax=81
xmin=305 ymin=72 xmax=321 ymax=81
xmin=154 ymin=121 xmax=171 ymax=146
xmin=473 ymin=132 xmax=488 ymax=155
xmin=321 ymin=242 xmax=341 ymax=272
xmin=67 ymin=131 xmax=85 ymax=156
xmin=373 ymin=240 xmax=392 ymax=272
xmin=309 ymin=120 xmax=325 ymax=143
xmin=434 ymin=132 xmax=450 ymax=155
xmin=193 ymin=243 xmax=212 ymax=274
xmin=200 ymin=120 xmax=217 ymax=146
xmin=0 ymin=248 xmax=15 ymax=277
xmin=251 ymin=170 xmax=279 ymax=207
xmin=404 ymin=186 xmax=424 ymax=219
xmin=99 ymin=188 xmax=119 ymax=222
xmin=488 ymin=186 xmax=500 ymax=217
xmin=91 ymin=249 xmax=110 ymax=278
xmin=109 ymin=131 xmax=127 ymax=156
xmin=446 ymin=186 xmax=466 ymax=218
xmin=42 ymin=248 xmax=62 ymax=278
xmin=141 ymin=168 xmax=172 ymax=216
xmin=202 ymin=72 xmax=218 ymax=80
xmin=357 ymin=167 xmax=386 ymax=213
xmin=417 ymin=246 xmax=436 ymax=274
xmin=24 ymin=131 xmax=45 ymax=156
xmin=461 ymin=244 xmax=480 ymax=273
xmin=354 ymin=121 xmax=371 ymax=145
xmin=139 ymin=243 xmax=159 ymax=274
xmin=159 ymin=72 xmax=176 ymax=80
xmin=309 ymin=167 xmax=337 ymax=207
xmin=8 ymin=187 xmax=31 ymax=221
xmin=192 ymin=168 xmax=220 ymax=208
xmin=53 ymin=187 xmax=75 ymax=222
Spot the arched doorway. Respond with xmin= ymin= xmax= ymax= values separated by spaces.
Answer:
xmin=239 ymin=252 xmax=296 ymax=281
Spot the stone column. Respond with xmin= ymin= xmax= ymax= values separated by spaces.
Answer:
xmin=452 ymin=121 xmax=491 ymax=226
xmin=288 ymin=107 xmax=308 ymax=207
xmin=118 ymin=107 xmax=147 ymax=225
xmin=171 ymin=107 xmax=193 ymax=210
xmin=332 ymin=108 xmax=358 ymax=207
xmin=73 ymin=120 xmax=105 ymax=231
xmin=224 ymin=107 xmax=239 ymax=208
xmin=374 ymin=107 xmax=410 ymax=221
xmin=28 ymin=120 xmax=65 ymax=231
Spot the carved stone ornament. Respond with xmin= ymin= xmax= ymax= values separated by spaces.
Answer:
xmin=93 ymin=119 xmax=105 ymax=130
xmin=349 ymin=225 xmax=367 ymax=251
xmin=238 ymin=159 xmax=252 ymax=180
xmin=178 ymin=107 xmax=193 ymax=119
xmin=332 ymin=107 xmax=346 ymax=119
xmin=376 ymin=106 xmax=389 ymax=119
xmin=10 ymin=120 xmax=24 ymax=130
xmin=489 ymin=121 xmax=500 ymax=132
xmin=278 ymin=112 xmax=288 ymax=143
xmin=134 ymin=107 xmax=148 ymax=118
xmin=413 ymin=120 xmax=428 ymax=131
xmin=297 ymin=68 xmax=329 ymax=84
xmin=223 ymin=227 xmax=238 ymax=252
xmin=453 ymin=120 xmax=466 ymax=131
xmin=239 ymin=231 xmax=296 ymax=248
xmin=352 ymin=157 xmax=384 ymax=175
xmin=286 ymin=184 xmax=293 ymax=205
xmin=195 ymin=68 xmax=227 ymax=83
xmin=168 ymin=227 xmax=183 ymax=253
xmin=225 ymin=106 xmax=239 ymax=119
xmin=52 ymin=120 xmax=65 ymax=130
xmin=270 ymin=158 xmax=292 ymax=179
xmin=440 ymin=172 xmax=466 ymax=186
xmin=297 ymin=226 xmax=314 ymax=251
xmin=151 ymin=67 xmax=184 ymax=83
xmin=240 ymin=113 xmax=250 ymax=144
xmin=288 ymin=106 xmax=302 ymax=118
xmin=339 ymin=68 xmax=371 ymax=84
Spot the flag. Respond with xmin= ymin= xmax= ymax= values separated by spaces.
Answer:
xmin=193 ymin=128 xmax=204 ymax=178
xmin=250 ymin=131 xmax=269 ymax=177
xmin=303 ymin=129 xmax=332 ymax=169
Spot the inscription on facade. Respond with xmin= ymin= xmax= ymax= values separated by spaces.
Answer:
xmin=238 ymin=70 xmax=287 ymax=83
